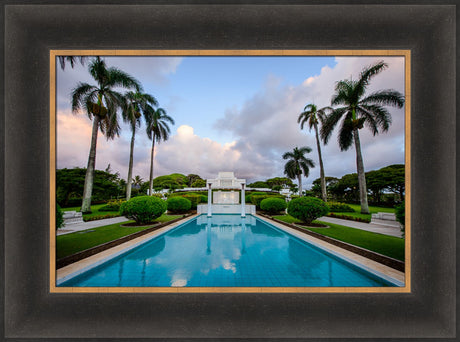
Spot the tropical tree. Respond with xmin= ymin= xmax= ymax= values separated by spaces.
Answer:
xmin=321 ymin=60 xmax=404 ymax=214
xmin=71 ymin=57 xmax=141 ymax=212
xmin=58 ymin=56 xmax=88 ymax=70
xmin=146 ymin=108 xmax=175 ymax=196
xmin=122 ymin=91 xmax=158 ymax=200
xmin=133 ymin=175 xmax=143 ymax=187
xmin=282 ymin=147 xmax=315 ymax=197
xmin=298 ymin=103 xmax=331 ymax=202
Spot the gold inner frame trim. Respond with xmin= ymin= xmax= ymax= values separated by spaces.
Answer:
xmin=50 ymin=49 xmax=411 ymax=293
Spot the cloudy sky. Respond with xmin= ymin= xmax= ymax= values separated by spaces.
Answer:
xmin=56 ymin=55 xmax=405 ymax=188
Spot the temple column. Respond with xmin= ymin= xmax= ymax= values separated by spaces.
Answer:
xmin=241 ymin=183 xmax=246 ymax=217
xmin=207 ymin=182 xmax=212 ymax=217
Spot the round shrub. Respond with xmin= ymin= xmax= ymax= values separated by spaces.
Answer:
xmin=260 ymin=197 xmax=287 ymax=214
xmin=200 ymin=195 xmax=208 ymax=203
xmin=120 ymin=196 xmax=167 ymax=225
xmin=167 ymin=196 xmax=192 ymax=213
xmin=287 ymin=196 xmax=329 ymax=224
xmin=56 ymin=204 xmax=64 ymax=229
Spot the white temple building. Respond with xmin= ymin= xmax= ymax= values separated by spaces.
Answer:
xmin=196 ymin=172 xmax=256 ymax=217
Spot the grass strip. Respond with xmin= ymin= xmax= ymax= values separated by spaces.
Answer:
xmin=56 ymin=214 xmax=182 ymax=259
xmin=273 ymin=214 xmax=404 ymax=261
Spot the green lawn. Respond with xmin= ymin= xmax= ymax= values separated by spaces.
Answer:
xmin=272 ymin=214 xmax=404 ymax=261
xmin=62 ymin=203 xmax=120 ymax=221
xmin=57 ymin=214 xmax=182 ymax=259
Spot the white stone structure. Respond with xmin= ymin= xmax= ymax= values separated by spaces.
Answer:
xmin=204 ymin=172 xmax=252 ymax=217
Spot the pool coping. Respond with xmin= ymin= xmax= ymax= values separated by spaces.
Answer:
xmin=53 ymin=214 xmax=406 ymax=292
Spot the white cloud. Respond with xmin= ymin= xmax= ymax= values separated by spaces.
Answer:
xmin=57 ymin=56 xmax=406 ymax=188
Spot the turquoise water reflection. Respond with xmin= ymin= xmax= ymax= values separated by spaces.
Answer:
xmin=60 ymin=214 xmax=395 ymax=287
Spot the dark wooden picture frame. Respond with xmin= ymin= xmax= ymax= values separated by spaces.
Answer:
xmin=2 ymin=2 xmax=456 ymax=340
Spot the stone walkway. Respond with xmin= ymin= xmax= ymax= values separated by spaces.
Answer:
xmin=317 ymin=216 xmax=403 ymax=238
xmin=56 ymin=216 xmax=130 ymax=236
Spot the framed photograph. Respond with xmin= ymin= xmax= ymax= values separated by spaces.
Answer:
xmin=3 ymin=2 xmax=456 ymax=340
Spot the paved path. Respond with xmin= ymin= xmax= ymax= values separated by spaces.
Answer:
xmin=317 ymin=216 xmax=403 ymax=238
xmin=57 ymin=217 xmax=130 ymax=236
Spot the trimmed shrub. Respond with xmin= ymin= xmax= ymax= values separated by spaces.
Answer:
xmin=260 ymin=197 xmax=287 ymax=214
xmin=99 ymin=199 xmax=125 ymax=212
xmin=56 ymin=204 xmax=64 ymax=229
xmin=287 ymin=197 xmax=329 ymax=224
xmin=167 ymin=197 xmax=192 ymax=213
xmin=200 ymin=195 xmax=208 ymax=203
xmin=328 ymin=202 xmax=355 ymax=213
xmin=120 ymin=196 xmax=167 ymax=225
xmin=250 ymin=195 xmax=270 ymax=209
xmin=182 ymin=194 xmax=201 ymax=209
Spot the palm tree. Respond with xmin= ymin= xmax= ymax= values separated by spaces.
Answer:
xmin=71 ymin=57 xmax=141 ymax=213
xmin=282 ymin=147 xmax=315 ymax=197
xmin=146 ymin=108 xmax=175 ymax=196
xmin=58 ymin=56 xmax=88 ymax=70
xmin=122 ymin=91 xmax=158 ymax=200
xmin=133 ymin=175 xmax=143 ymax=187
xmin=298 ymin=104 xmax=331 ymax=202
xmin=321 ymin=60 xmax=405 ymax=214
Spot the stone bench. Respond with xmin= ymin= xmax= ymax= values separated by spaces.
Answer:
xmin=62 ymin=211 xmax=84 ymax=225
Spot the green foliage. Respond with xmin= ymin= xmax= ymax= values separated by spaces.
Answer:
xmin=271 ymin=185 xmax=282 ymax=191
xmin=120 ymin=196 xmax=167 ymax=224
xmin=260 ymin=197 xmax=287 ymax=214
xmin=327 ymin=212 xmax=371 ymax=223
xmin=287 ymin=197 xmax=329 ymax=224
xmin=56 ymin=167 xmax=122 ymax=206
xmin=247 ymin=181 xmax=269 ymax=188
xmin=395 ymin=201 xmax=405 ymax=236
xmin=201 ymin=195 xmax=208 ymax=203
xmin=266 ymin=177 xmax=293 ymax=188
xmin=250 ymin=195 xmax=270 ymax=209
xmin=99 ymin=199 xmax=125 ymax=212
xmin=182 ymin=194 xmax=201 ymax=209
xmin=84 ymin=213 xmax=121 ymax=222
xmin=328 ymin=202 xmax=355 ymax=212
xmin=150 ymin=173 xmax=187 ymax=190
xmin=191 ymin=179 xmax=206 ymax=187
xmin=56 ymin=204 xmax=64 ymax=229
xmin=167 ymin=197 xmax=192 ymax=213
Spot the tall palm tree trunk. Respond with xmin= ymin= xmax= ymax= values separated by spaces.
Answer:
xmin=314 ymin=122 xmax=327 ymax=202
xmin=126 ymin=129 xmax=135 ymax=200
xmin=297 ymin=174 xmax=303 ymax=197
xmin=148 ymin=136 xmax=156 ymax=196
xmin=81 ymin=116 xmax=100 ymax=213
xmin=353 ymin=128 xmax=370 ymax=214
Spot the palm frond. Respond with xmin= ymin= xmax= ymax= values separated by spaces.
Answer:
xmin=337 ymin=117 xmax=354 ymax=151
xmin=320 ymin=107 xmax=347 ymax=144
xmin=360 ymin=89 xmax=405 ymax=108
xmin=71 ymin=83 xmax=96 ymax=112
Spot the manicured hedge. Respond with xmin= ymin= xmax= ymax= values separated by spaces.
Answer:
xmin=99 ymin=199 xmax=125 ymax=212
xmin=182 ymin=194 xmax=201 ymax=209
xmin=287 ymin=197 xmax=329 ymax=224
xmin=327 ymin=202 xmax=355 ymax=213
xmin=167 ymin=197 xmax=192 ymax=213
xmin=120 ymin=196 xmax=167 ymax=224
xmin=260 ymin=197 xmax=287 ymax=214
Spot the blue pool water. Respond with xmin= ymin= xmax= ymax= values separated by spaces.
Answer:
xmin=59 ymin=214 xmax=400 ymax=287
